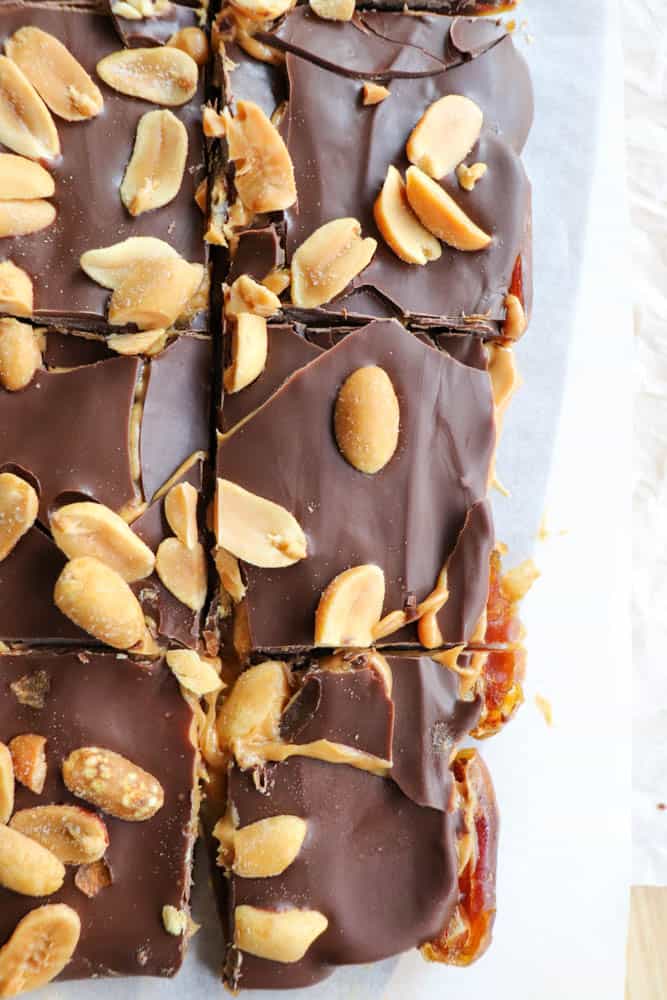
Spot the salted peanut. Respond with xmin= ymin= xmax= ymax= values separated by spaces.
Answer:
xmin=0 ymin=472 xmax=38 ymax=560
xmin=224 ymin=313 xmax=268 ymax=394
xmin=0 ymin=825 xmax=65 ymax=896
xmin=235 ymin=906 xmax=328 ymax=963
xmin=194 ymin=178 xmax=207 ymax=214
xmin=224 ymin=100 xmax=296 ymax=214
xmin=234 ymin=816 xmax=307 ymax=878
xmin=0 ymin=744 xmax=13 ymax=825
xmin=503 ymin=293 xmax=527 ymax=340
xmin=162 ymin=905 xmax=188 ymax=936
xmin=334 ymin=366 xmax=399 ymax=474
xmin=121 ymin=110 xmax=187 ymax=217
xmin=0 ymin=56 xmax=60 ymax=160
xmin=167 ymin=27 xmax=210 ymax=67
xmin=314 ymin=564 xmax=385 ymax=647
xmin=225 ymin=275 xmax=280 ymax=319
xmin=217 ymin=660 xmax=288 ymax=750
xmin=80 ymin=237 xmax=179 ymax=290
xmin=96 ymin=47 xmax=198 ymax=107
xmin=0 ymin=200 xmax=56 ymax=238
xmin=291 ymin=218 xmax=377 ymax=308
xmin=62 ymin=747 xmax=164 ymax=822
xmin=214 ymin=547 xmax=246 ymax=603
xmin=0 ymin=318 xmax=42 ymax=391
xmin=155 ymin=538 xmax=207 ymax=612
xmin=10 ymin=805 xmax=109 ymax=865
xmin=9 ymin=734 xmax=47 ymax=795
xmin=54 ymin=556 xmax=146 ymax=650
xmin=107 ymin=328 xmax=167 ymax=356
xmin=202 ymin=106 xmax=225 ymax=138
xmin=109 ymin=258 xmax=204 ymax=330
xmin=457 ymin=161 xmax=487 ymax=192
xmin=6 ymin=27 xmax=103 ymax=122
xmin=374 ymin=165 xmax=441 ymax=266
xmin=407 ymin=95 xmax=483 ymax=180
xmin=50 ymin=502 xmax=155 ymax=582
xmin=310 ymin=0 xmax=354 ymax=19
xmin=229 ymin=0 xmax=295 ymax=22
xmin=0 ymin=261 xmax=33 ymax=317
xmin=166 ymin=649 xmax=223 ymax=697
xmin=75 ymin=858 xmax=112 ymax=898
xmin=0 ymin=154 xmax=54 ymax=199
xmin=262 ymin=268 xmax=290 ymax=296
xmin=362 ymin=81 xmax=389 ymax=106
xmin=405 ymin=166 xmax=491 ymax=252
xmin=164 ymin=481 xmax=199 ymax=549
xmin=0 ymin=904 xmax=80 ymax=995
xmin=215 ymin=479 xmax=307 ymax=569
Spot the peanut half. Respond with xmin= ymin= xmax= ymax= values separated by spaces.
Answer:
xmin=108 ymin=257 xmax=204 ymax=330
xmin=96 ymin=47 xmax=198 ymax=107
xmin=503 ymin=293 xmax=527 ymax=340
xmin=50 ymin=501 xmax=155 ymax=582
xmin=0 ymin=261 xmax=33 ymax=317
xmin=405 ymin=166 xmax=491 ymax=252
xmin=155 ymin=537 xmax=208 ymax=612
xmin=167 ymin=27 xmax=210 ymax=67
xmin=314 ymin=564 xmax=385 ymax=647
xmin=215 ymin=479 xmax=307 ymax=569
xmin=165 ymin=481 xmax=199 ymax=549
xmin=0 ymin=200 xmax=56 ymax=238
xmin=54 ymin=556 xmax=146 ymax=650
xmin=225 ymin=275 xmax=280 ymax=319
xmin=235 ymin=906 xmax=328 ymax=963
xmin=213 ymin=546 xmax=246 ymax=603
xmin=0 ymin=904 xmax=81 ymax=996
xmin=225 ymin=100 xmax=296 ymax=214
xmin=229 ymin=0 xmax=295 ymax=23
xmin=334 ymin=365 xmax=400 ymax=474
xmin=407 ymin=95 xmax=483 ymax=180
xmin=121 ymin=110 xmax=188 ymax=217
xmin=0 ymin=55 xmax=60 ymax=160
xmin=0 ymin=472 xmax=38 ymax=561
xmin=6 ymin=27 xmax=104 ymax=122
xmin=374 ymin=165 xmax=441 ymax=266
xmin=0 ymin=825 xmax=65 ymax=896
xmin=10 ymin=805 xmax=109 ymax=865
xmin=232 ymin=816 xmax=307 ymax=878
xmin=107 ymin=328 xmax=167 ymax=356
xmin=291 ymin=218 xmax=376 ymax=308
xmin=0 ymin=744 xmax=13 ymax=825
xmin=217 ymin=660 xmax=289 ymax=753
xmin=62 ymin=747 xmax=164 ymax=822
xmin=309 ymin=0 xmax=355 ymax=21
xmin=0 ymin=154 xmax=54 ymax=200
xmin=9 ymin=734 xmax=47 ymax=795
xmin=80 ymin=237 xmax=180 ymax=290
xmin=166 ymin=649 xmax=224 ymax=697
xmin=224 ymin=313 xmax=268 ymax=394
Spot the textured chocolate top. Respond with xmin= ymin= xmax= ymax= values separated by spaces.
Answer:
xmin=0 ymin=3 xmax=206 ymax=329
xmin=0 ymin=650 xmax=197 ymax=980
xmin=217 ymin=319 xmax=495 ymax=650
xmin=225 ymin=10 xmax=533 ymax=329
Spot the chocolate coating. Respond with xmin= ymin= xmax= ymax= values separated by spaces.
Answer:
xmin=435 ymin=497 xmax=494 ymax=644
xmin=0 ymin=650 xmax=197 ymax=980
xmin=0 ymin=3 xmax=206 ymax=329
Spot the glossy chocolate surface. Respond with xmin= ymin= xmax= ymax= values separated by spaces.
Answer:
xmin=0 ymin=649 xmax=197 ymax=979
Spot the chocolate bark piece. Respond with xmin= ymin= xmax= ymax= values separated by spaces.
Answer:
xmin=0 ymin=3 xmax=207 ymax=330
xmin=216 ymin=318 xmax=496 ymax=652
xmin=0 ymin=649 xmax=198 ymax=980
xmin=222 ymin=10 xmax=533 ymax=331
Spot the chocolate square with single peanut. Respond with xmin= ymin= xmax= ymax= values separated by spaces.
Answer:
xmin=0 ymin=649 xmax=199 ymax=984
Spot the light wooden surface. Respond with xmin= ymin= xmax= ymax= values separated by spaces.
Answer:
xmin=627 ymin=888 xmax=667 ymax=999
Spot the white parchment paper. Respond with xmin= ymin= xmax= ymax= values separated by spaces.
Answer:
xmin=36 ymin=2 xmax=632 ymax=997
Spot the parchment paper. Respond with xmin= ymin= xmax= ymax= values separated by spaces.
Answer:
xmin=37 ymin=2 xmax=632 ymax=997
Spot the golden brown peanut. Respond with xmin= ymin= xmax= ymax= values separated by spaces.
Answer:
xmin=0 ymin=55 xmax=60 ymax=160
xmin=215 ymin=479 xmax=307 ymax=569
xmin=0 ymin=261 xmax=33 ymax=317
xmin=216 ymin=660 xmax=289 ymax=751
xmin=0 ymin=200 xmax=56 ymax=238
xmin=0 ymin=825 xmax=65 ymax=896
xmin=9 ymin=806 xmax=109 ymax=865
xmin=405 ymin=166 xmax=492 ymax=252
xmin=6 ymin=27 xmax=103 ymax=122
xmin=0 ymin=744 xmax=13 ymax=825
xmin=166 ymin=649 xmax=223 ymax=697
xmin=121 ymin=110 xmax=188 ymax=216
xmin=261 ymin=268 xmax=290 ymax=296
xmin=202 ymin=106 xmax=225 ymax=138
xmin=362 ymin=81 xmax=389 ymax=106
xmin=164 ymin=481 xmax=199 ymax=549
xmin=456 ymin=162 xmax=487 ymax=191
xmin=229 ymin=0 xmax=295 ymax=22
xmin=54 ymin=556 xmax=146 ymax=650
xmin=155 ymin=537 xmax=207 ymax=612
xmin=225 ymin=274 xmax=280 ymax=319
xmin=162 ymin=905 xmax=188 ymax=936
xmin=0 ymin=155 xmax=54 ymax=199
xmin=314 ymin=564 xmax=385 ymax=647
xmin=62 ymin=747 xmax=164 ymax=822
xmin=234 ymin=906 xmax=328 ymax=962
xmin=0 ymin=904 xmax=80 ymax=995
xmin=225 ymin=101 xmax=296 ymax=214
xmin=503 ymin=293 xmax=527 ymax=340
xmin=407 ymin=95 xmax=483 ymax=180
xmin=0 ymin=472 xmax=38 ymax=560
xmin=9 ymin=734 xmax=46 ymax=795
xmin=233 ymin=816 xmax=307 ymax=877
xmin=224 ymin=313 xmax=268 ymax=393
xmin=213 ymin=546 xmax=246 ymax=603
xmin=107 ymin=328 xmax=167 ymax=356
xmin=167 ymin=27 xmax=210 ymax=66
xmin=0 ymin=318 xmax=42 ymax=391
xmin=334 ymin=366 xmax=400 ymax=474
xmin=309 ymin=0 xmax=354 ymax=20
xmin=291 ymin=218 xmax=376 ymax=308
xmin=80 ymin=237 xmax=179 ymax=290
xmin=374 ymin=165 xmax=441 ymax=266
xmin=50 ymin=501 xmax=155 ymax=582
xmin=108 ymin=258 xmax=204 ymax=330
xmin=96 ymin=47 xmax=198 ymax=107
